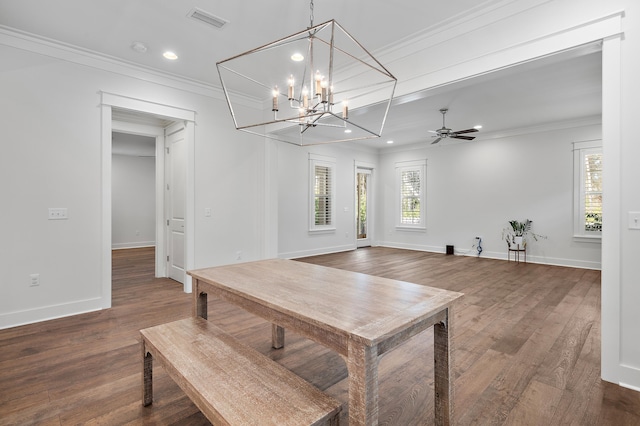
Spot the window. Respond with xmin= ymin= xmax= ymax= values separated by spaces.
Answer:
xmin=573 ymin=140 xmax=602 ymax=239
xmin=309 ymin=154 xmax=336 ymax=232
xmin=396 ymin=160 xmax=426 ymax=229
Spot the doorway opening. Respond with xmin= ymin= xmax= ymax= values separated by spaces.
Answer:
xmin=111 ymin=131 xmax=157 ymax=252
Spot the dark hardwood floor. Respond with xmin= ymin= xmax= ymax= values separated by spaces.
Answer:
xmin=1 ymin=247 xmax=639 ymax=425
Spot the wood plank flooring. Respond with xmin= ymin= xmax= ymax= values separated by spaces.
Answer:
xmin=1 ymin=247 xmax=639 ymax=425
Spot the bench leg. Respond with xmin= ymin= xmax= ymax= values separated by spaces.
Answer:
xmin=328 ymin=413 xmax=341 ymax=426
xmin=272 ymin=324 xmax=285 ymax=349
xmin=143 ymin=347 xmax=153 ymax=406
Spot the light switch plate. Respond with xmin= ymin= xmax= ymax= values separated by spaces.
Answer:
xmin=629 ymin=212 xmax=640 ymax=230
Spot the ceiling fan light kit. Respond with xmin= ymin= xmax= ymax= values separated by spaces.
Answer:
xmin=217 ymin=0 xmax=397 ymax=146
xmin=430 ymin=108 xmax=479 ymax=145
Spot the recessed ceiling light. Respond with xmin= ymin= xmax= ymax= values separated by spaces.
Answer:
xmin=131 ymin=41 xmax=147 ymax=53
xmin=474 ymin=125 xmax=483 ymax=129
xmin=344 ymin=129 xmax=352 ymax=134
xmin=163 ymin=51 xmax=178 ymax=60
xmin=387 ymin=140 xmax=394 ymax=144
xmin=291 ymin=53 xmax=304 ymax=62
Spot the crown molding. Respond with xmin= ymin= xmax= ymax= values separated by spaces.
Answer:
xmin=0 ymin=25 xmax=224 ymax=100
xmin=374 ymin=0 xmax=553 ymax=70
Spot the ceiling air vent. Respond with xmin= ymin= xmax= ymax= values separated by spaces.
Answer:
xmin=187 ymin=7 xmax=228 ymax=29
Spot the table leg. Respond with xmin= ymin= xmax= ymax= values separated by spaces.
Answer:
xmin=272 ymin=324 xmax=285 ymax=349
xmin=142 ymin=344 xmax=153 ymax=406
xmin=434 ymin=307 xmax=453 ymax=426
xmin=347 ymin=341 xmax=379 ymax=426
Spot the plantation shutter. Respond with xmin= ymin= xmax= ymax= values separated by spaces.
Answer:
xmin=315 ymin=165 xmax=332 ymax=226
xmin=400 ymin=169 xmax=421 ymax=225
xmin=583 ymin=152 xmax=602 ymax=232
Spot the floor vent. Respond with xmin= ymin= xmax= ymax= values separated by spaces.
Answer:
xmin=187 ymin=7 xmax=228 ymax=29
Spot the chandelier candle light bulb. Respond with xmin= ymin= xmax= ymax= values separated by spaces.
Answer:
xmin=321 ymin=80 xmax=328 ymax=103
xmin=272 ymin=87 xmax=279 ymax=111
xmin=342 ymin=100 xmax=348 ymax=120
xmin=315 ymin=70 xmax=322 ymax=97
xmin=288 ymin=75 xmax=295 ymax=100
xmin=302 ymin=87 xmax=309 ymax=109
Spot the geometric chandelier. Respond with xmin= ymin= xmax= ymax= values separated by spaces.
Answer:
xmin=217 ymin=1 xmax=397 ymax=146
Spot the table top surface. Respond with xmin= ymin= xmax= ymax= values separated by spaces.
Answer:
xmin=189 ymin=259 xmax=463 ymax=346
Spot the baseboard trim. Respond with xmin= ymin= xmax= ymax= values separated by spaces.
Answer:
xmin=112 ymin=242 xmax=155 ymax=250
xmin=0 ymin=297 xmax=104 ymax=330
xmin=279 ymin=244 xmax=356 ymax=260
xmin=376 ymin=242 xmax=601 ymax=270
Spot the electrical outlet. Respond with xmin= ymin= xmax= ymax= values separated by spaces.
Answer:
xmin=236 ymin=251 xmax=242 ymax=260
xmin=48 ymin=208 xmax=68 ymax=220
xmin=204 ymin=207 xmax=212 ymax=217
xmin=30 ymin=273 xmax=39 ymax=287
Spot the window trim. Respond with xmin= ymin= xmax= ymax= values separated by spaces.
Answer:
xmin=573 ymin=140 xmax=602 ymax=241
xmin=395 ymin=159 xmax=426 ymax=230
xmin=309 ymin=153 xmax=336 ymax=233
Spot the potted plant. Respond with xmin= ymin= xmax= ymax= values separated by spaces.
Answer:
xmin=502 ymin=219 xmax=546 ymax=249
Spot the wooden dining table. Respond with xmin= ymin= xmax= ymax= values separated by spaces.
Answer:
xmin=188 ymin=258 xmax=464 ymax=426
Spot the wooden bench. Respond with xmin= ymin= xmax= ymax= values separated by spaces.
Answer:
xmin=140 ymin=317 xmax=342 ymax=425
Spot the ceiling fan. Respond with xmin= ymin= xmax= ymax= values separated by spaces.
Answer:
xmin=429 ymin=108 xmax=479 ymax=144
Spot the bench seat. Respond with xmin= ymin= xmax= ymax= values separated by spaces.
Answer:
xmin=140 ymin=317 xmax=341 ymax=425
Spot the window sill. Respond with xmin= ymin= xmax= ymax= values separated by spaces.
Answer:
xmin=396 ymin=226 xmax=426 ymax=232
xmin=573 ymin=234 xmax=602 ymax=244
xmin=309 ymin=228 xmax=336 ymax=235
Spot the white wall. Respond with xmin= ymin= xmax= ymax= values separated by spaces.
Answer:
xmin=112 ymin=154 xmax=155 ymax=249
xmin=377 ymin=123 xmax=602 ymax=269
xmin=277 ymin=142 xmax=378 ymax=258
xmin=0 ymin=37 xmax=263 ymax=328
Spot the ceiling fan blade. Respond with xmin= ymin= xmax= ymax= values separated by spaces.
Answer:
xmin=453 ymin=128 xmax=479 ymax=134
xmin=428 ymin=130 xmax=438 ymax=134
xmin=431 ymin=137 xmax=442 ymax=145
xmin=451 ymin=135 xmax=475 ymax=140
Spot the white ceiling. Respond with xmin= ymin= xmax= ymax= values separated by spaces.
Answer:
xmin=0 ymin=0 xmax=602 ymax=149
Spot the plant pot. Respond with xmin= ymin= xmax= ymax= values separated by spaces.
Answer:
xmin=513 ymin=236 xmax=524 ymax=248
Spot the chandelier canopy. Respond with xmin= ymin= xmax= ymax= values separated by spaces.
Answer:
xmin=217 ymin=6 xmax=397 ymax=146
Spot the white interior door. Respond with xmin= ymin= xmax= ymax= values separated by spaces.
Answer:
xmin=166 ymin=122 xmax=186 ymax=283
xmin=356 ymin=168 xmax=372 ymax=248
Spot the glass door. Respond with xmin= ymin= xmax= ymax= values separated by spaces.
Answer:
xmin=356 ymin=168 xmax=372 ymax=247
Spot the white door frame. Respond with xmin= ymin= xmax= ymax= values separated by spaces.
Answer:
xmin=100 ymin=92 xmax=196 ymax=308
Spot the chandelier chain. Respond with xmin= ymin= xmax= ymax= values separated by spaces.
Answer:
xmin=309 ymin=0 xmax=314 ymax=28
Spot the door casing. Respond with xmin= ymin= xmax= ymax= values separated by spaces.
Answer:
xmin=101 ymin=92 xmax=196 ymax=309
